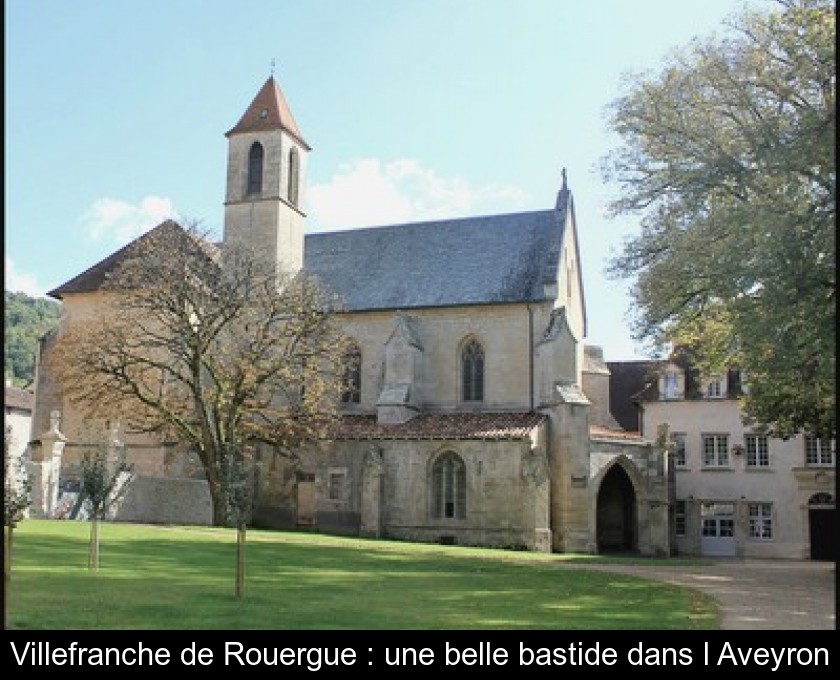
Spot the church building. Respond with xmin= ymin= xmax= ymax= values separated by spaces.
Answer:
xmin=30 ymin=75 xmax=672 ymax=555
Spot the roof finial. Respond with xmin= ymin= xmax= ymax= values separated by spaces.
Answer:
xmin=561 ymin=167 xmax=568 ymax=190
xmin=270 ymin=58 xmax=276 ymax=77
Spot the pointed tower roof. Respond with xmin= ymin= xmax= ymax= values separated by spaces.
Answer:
xmin=226 ymin=75 xmax=310 ymax=149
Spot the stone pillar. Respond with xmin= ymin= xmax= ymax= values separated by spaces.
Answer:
xmin=377 ymin=314 xmax=423 ymax=425
xmin=360 ymin=445 xmax=384 ymax=537
xmin=27 ymin=410 xmax=66 ymax=518
xmin=522 ymin=446 xmax=552 ymax=552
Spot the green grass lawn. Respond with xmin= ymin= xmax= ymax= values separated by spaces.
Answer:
xmin=5 ymin=519 xmax=719 ymax=630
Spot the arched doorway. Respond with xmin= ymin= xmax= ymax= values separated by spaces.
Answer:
xmin=596 ymin=464 xmax=638 ymax=553
xmin=808 ymin=493 xmax=836 ymax=561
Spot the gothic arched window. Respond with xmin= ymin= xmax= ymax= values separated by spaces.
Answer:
xmin=341 ymin=344 xmax=362 ymax=404
xmin=432 ymin=452 xmax=466 ymax=519
xmin=288 ymin=147 xmax=300 ymax=206
xmin=461 ymin=339 xmax=484 ymax=402
xmin=247 ymin=142 xmax=264 ymax=195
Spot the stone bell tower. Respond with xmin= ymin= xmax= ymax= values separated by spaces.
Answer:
xmin=223 ymin=74 xmax=310 ymax=275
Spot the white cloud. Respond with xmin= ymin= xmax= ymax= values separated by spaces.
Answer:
xmin=79 ymin=195 xmax=178 ymax=244
xmin=5 ymin=257 xmax=45 ymax=297
xmin=306 ymin=158 xmax=529 ymax=231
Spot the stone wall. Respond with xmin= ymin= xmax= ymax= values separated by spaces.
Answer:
xmin=645 ymin=398 xmax=835 ymax=559
xmin=114 ymin=476 xmax=212 ymax=525
xmin=254 ymin=429 xmax=552 ymax=552
xmin=224 ymin=128 xmax=307 ymax=274
xmin=337 ymin=305 xmax=538 ymax=412
xmin=589 ymin=438 xmax=671 ymax=557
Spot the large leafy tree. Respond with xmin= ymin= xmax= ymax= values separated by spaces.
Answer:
xmin=4 ymin=291 xmax=60 ymax=386
xmin=49 ymin=222 xmax=349 ymax=526
xmin=601 ymin=0 xmax=835 ymax=439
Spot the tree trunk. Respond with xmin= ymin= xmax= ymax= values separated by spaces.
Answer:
xmin=89 ymin=518 xmax=100 ymax=572
xmin=235 ymin=524 xmax=246 ymax=599
xmin=206 ymin=473 xmax=229 ymax=527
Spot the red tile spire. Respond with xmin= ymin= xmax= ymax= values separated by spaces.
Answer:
xmin=225 ymin=75 xmax=310 ymax=149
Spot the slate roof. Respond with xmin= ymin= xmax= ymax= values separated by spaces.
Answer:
xmin=304 ymin=208 xmax=564 ymax=312
xmin=607 ymin=354 xmax=745 ymax=414
xmin=48 ymin=221 xmax=220 ymax=299
xmin=48 ymin=234 xmax=150 ymax=299
xmin=327 ymin=412 xmax=547 ymax=440
xmin=49 ymin=193 xmax=569 ymax=313
xmin=606 ymin=361 xmax=655 ymax=432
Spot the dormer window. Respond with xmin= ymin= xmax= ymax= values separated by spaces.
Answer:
xmin=660 ymin=365 xmax=683 ymax=400
xmin=247 ymin=142 xmax=264 ymax=195
xmin=704 ymin=374 xmax=726 ymax=399
xmin=664 ymin=372 xmax=679 ymax=398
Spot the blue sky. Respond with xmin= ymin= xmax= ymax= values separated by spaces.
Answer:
xmin=5 ymin=0 xmax=759 ymax=360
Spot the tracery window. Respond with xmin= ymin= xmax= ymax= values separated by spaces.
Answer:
xmin=432 ymin=452 xmax=466 ymax=520
xmin=461 ymin=339 xmax=484 ymax=402
xmin=341 ymin=344 xmax=361 ymax=404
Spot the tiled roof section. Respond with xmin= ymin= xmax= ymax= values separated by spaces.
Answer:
xmin=304 ymin=209 xmax=564 ymax=311
xmin=48 ymin=221 xmax=221 ymax=299
xmin=589 ymin=424 xmax=645 ymax=442
xmin=4 ymin=385 xmax=34 ymax=412
xmin=327 ymin=412 xmax=547 ymax=441
xmin=606 ymin=360 xmax=657 ymax=431
xmin=226 ymin=76 xmax=310 ymax=149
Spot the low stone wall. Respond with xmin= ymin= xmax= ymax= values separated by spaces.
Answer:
xmin=114 ymin=476 xmax=213 ymax=525
xmin=384 ymin=524 xmax=549 ymax=552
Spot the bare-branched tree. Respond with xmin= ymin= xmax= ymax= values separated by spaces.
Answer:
xmin=49 ymin=221 xmax=349 ymax=527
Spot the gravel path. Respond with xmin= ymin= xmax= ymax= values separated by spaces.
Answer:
xmin=574 ymin=558 xmax=836 ymax=630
